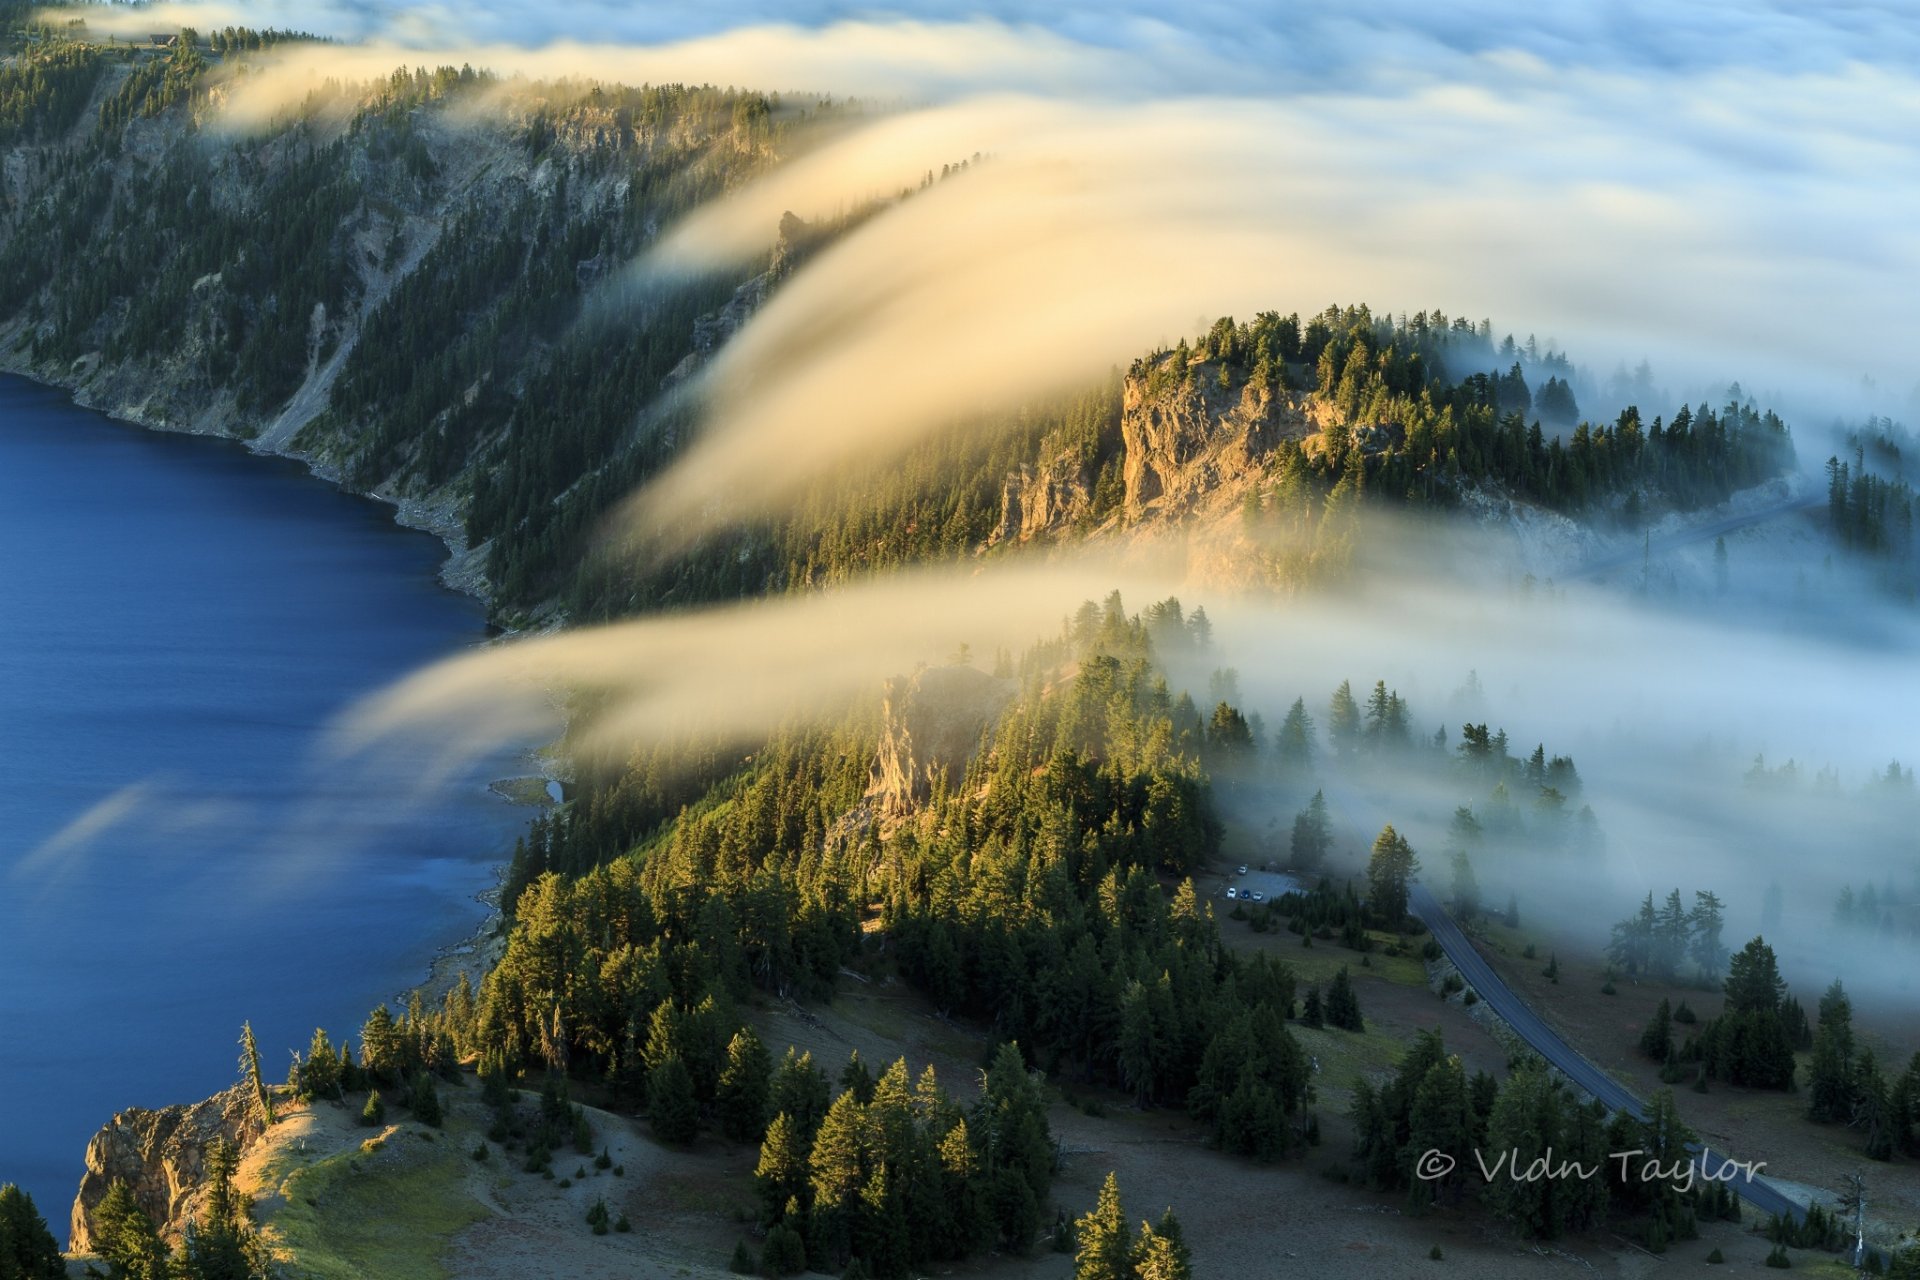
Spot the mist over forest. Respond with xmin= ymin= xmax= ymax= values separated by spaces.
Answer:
xmin=2 ymin=0 xmax=1919 ymax=1276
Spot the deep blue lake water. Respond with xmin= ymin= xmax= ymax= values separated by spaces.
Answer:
xmin=0 ymin=374 xmax=528 ymax=1223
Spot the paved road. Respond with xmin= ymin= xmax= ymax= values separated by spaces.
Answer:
xmin=1408 ymin=882 xmax=1812 ymax=1226
xmin=1566 ymin=494 xmax=1823 ymax=581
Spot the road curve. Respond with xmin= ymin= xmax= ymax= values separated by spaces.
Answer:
xmin=1566 ymin=495 xmax=1823 ymax=581
xmin=1408 ymin=882 xmax=1810 ymax=1225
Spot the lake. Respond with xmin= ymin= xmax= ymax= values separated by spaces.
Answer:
xmin=0 ymin=374 xmax=528 ymax=1222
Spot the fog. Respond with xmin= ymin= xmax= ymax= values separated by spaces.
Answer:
xmin=31 ymin=2 xmax=1920 ymax=1020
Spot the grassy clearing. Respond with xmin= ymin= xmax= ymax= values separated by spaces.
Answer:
xmin=265 ymin=1127 xmax=487 ymax=1280
xmin=1292 ymin=1022 xmax=1409 ymax=1094
xmin=830 ymin=984 xmax=986 ymax=1068
xmin=1231 ymin=921 xmax=1429 ymax=988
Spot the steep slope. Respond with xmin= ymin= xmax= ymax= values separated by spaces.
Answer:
xmin=0 ymin=34 xmax=799 ymax=615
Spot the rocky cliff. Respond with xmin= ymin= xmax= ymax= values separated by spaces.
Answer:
xmin=68 ymin=1086 xmax=263 ymax=1254
xmin=0 ymin=43 xmax=789 ymax=614
xmin=871 ymin=664 xmax=1014 ymax=815
xmin=1121 ymin=358 xmax=1307 ymax=523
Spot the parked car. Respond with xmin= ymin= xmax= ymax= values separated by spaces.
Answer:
xmin=1246 ymin=891 xmax=1264 ymax=903
xmin=1225 ymin=887 xmax=1238 ymax=899
xmin=1236 ymin=864 xmax=1248 ymax=875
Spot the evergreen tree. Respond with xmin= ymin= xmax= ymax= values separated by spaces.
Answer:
xmin=770 ymin=1049 xmax=832 ymax=1144
xmin=238 ymin=1022 xmax=274 ymax=1127
xmin=807 ymin=1091 xmax=872 ymax=1271
xmin=1689 ymin=891 xmax=1729 ymax=982
xmin=93 ymin=1181 xmax=168 ymax=1280
xmin=1365 ymin=825 xmax=1419 ymax=926
xmin=839 ymin=1051 xmax=875 ymax=1106
xmin=1448 ymin=848 xmax=1480 ymax=921
xmin=717 ymin=1027 xmax=774 ymax=1144
xmin=1326 ymin=966 xmax=1364 ymax=1031
xmin=1274 ymin=698 xmax=1315 ymax=779
xmin=1327 ymin=681 xmax=1361 ymax=760
xmin=408 ymin=1070 xmax=443 ymax=1127
xmin=1289 ymin=790 xmax=1332 ymax=870
xmin=1639 ymin=998 xmax=1673 ymax=1061
xmin=755 ymin=1112 xmax=811 ymax=1225
xmin=1131 ymin=1211 xmax=1193 ymax=1280
xmin=1808 ymin=979 xmax=1855 ymax=1124
xmin=0 ymin=1184 xmax=65 ymax=1280
xmin=648 ymin=1054 xmax=699 ymax=1145
xmin=1074 ymin=1172 xmax=1133 ymax=1280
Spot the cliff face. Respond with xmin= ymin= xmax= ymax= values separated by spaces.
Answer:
xmin=992 ymin=449 xmax=1093 ymax=545
xmin=68 ymin=1086 xmax=263 ymax=1254
xmin=871 ymin=664 xmax=1014 ymax=815
xmin=1121 ymin=360 xmax=1306 ymax=523
xmin=0 ymin=50 xmax=784 ymax=612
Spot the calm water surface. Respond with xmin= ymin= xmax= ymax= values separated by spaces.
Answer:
xmin=0 ymin=374 xmax=527 ymax=1221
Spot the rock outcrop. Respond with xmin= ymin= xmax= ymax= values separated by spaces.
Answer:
xmin=993 ymin=450 xmax=1093 ymax=545
xmin=871 ymin=664 xmax=1014 ymax=815
xmin=1121 ymin=360 xmax=1305 ymax=522
xmin=69 ymin=1086 xmax=264 ymax=1254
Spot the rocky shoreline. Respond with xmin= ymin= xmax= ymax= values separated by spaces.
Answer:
xmin=0 ymin=332 xmax=489 ymax=601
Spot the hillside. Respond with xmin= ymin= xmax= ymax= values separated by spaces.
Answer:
xmin=0 ymin=29 xmax=1810 ymax=632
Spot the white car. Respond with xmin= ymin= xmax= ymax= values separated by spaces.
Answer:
xmin=1225 ymin=887 xmax=1238 ymax=899
xmin=1237 ymin=864 xmax=1249 ymax=875
xmin=1246 ymin=891 xmax=1264 ymax=903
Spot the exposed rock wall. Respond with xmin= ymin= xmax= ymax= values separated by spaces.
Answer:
xmin=68 ymin=1086 xmax=263 ymax=1253
xmin=871 ymin=664 xmax=1014 ymax=815
xmin=993 ymin=450 xmax=1093 ymax=545
xmin=1121 ymin=362 xmax=1303 ymax=522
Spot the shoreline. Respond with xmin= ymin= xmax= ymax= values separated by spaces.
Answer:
xmin=0 ymin=339 xmax=492 ymax=603
xmin=0 ymin=359 xmax=551 ymax=1193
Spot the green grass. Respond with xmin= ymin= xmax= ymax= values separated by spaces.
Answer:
xmin=1292 ymin=1022 xmax=1409 ymax=1093
xmin=266 ymin=1128 xmax=488 ymax=1280
xmin=1253 ymin=931 xmax=1428 ymax=988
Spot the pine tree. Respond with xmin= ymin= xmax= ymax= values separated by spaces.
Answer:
xmin=93 ymin=1180 xmax=169 ymax=1280
xmin=1131 ymin=1211 xmax=1194 ymax=1280
xmin=361 ymin=1089 xmax=385 ymax=1126
xmin=1808 ymin=980 xmax=1855 ymax=1124
xmin=409 ymin=1070 xmax=443 ymax=1127
xmin=755 ymin=1112 xmax=810 ymax=1224
xmin=717 ymin=1027 xmax=773 ymax=1144
xmin=807 ymin=1091 xmax=872 ymax=1271
xmin=1639 ymin=998 xmax=1673 ymax=1061
xmin=1074 ymin=1172 xmax=1132 ymax=1280
xmin=648 ymin=1054 xmax=699 ymax=1145
xmin=238 ymin=1022 xmax=274 ymax=1126
xmin=1689 ymin=891 xmax=1729 ymax=982
xmin=1366 ymin=825 xmax=1419 ymax=926
xmin=0 ymin=1184 xmax=67 ymax=1280
xmin=839 ymin=1051 xmax=875 ymax=1105
xmin=1326 ymin=967 xmax=1364 ymax=1031
xmin=1275 ymin=698 xmax=1315 ymax=778
xmin=294 ymin=1028 xmax=340 ymax=1103
xmin=1290 ymin=790 xmax=1332 ymax=870
xmin=1449 ymin=849 xmax=1480 ymax=921
xmin=1327 ymin=680 xmax=1361 ymax=760
xmin=360 ymin=1005 xmax=403 ymax=1083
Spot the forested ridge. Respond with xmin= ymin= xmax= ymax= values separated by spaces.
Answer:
xmin=15 ymin=25 xmax=1919 ymax=1277
xmin=0 ymin=23 xmax=1812 ymax=633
